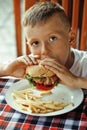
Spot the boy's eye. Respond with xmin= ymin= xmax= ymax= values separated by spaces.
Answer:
xmin=49 ymin=36 xmax=57 ymax=42
xmin=32 ymin=41 xmax=39 ymax=46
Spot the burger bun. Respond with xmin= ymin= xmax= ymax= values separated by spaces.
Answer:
xmin=26 ymin=65 xmax=55 ymax=77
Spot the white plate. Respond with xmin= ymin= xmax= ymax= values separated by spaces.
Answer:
xmin=5 ymin=79 xmax=84 ymax=116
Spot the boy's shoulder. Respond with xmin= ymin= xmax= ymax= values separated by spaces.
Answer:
xmin=71 ymin=48 xmax=87 ymax=58
xmin=70 ymin=48 xmax=87 ymax=77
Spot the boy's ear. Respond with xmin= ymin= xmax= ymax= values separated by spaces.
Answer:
xmin=68 ymin=29 xmax=76 ymax=46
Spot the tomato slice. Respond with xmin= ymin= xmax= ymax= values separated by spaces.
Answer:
xmin=36 ymin=83 xmax=54 ymax=90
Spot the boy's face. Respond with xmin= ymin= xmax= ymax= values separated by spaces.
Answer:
xmin=25 ymin=14 xmax=71 ymax=66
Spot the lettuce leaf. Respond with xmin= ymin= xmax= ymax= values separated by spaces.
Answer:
xmin=25 ymin=74 xmax=35 ymax=87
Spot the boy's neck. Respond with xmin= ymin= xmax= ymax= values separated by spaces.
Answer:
xmin=65 ymin=50 xmax=74 ymax=69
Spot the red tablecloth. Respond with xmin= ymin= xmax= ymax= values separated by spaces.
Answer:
xmin=0 ymin=78 xmax=87 ymax=130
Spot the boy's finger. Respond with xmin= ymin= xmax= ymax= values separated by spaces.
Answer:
xmin=28 ymin=54 xmax=39 ymax=64
xmin=29 ymin=54 xmax=40 ymax=58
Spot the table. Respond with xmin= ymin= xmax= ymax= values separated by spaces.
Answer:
xmin=0 ymin=78 xmax=87 ymax=130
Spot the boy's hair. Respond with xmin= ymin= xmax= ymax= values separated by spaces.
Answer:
xmin=22 ymin=1 xmax=70 ymax=30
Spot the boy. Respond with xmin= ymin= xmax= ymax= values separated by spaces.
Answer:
xmin=22 ymin=1 xmax=87 ymax=89
xmin=3 ymin=1 xmax=87 ymax=89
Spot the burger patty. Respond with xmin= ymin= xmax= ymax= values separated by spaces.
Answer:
xmin=33 ymin=75 xmax=58 ymax=85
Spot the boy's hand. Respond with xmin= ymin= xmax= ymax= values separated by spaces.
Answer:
xmin=3 ymin=55 xmax=39 ymax=78
xmin=40 ymin=57 xmax=77 ymax=88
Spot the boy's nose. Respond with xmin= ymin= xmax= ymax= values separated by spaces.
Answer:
xmin=41 ymin=43 xmax=49 ymax=56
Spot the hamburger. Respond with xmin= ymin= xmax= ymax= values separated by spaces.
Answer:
xmin=25 ymin=65 xmax=59 ymax=90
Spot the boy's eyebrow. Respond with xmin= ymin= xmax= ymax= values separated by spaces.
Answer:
xmin=27 ymin=30 xmax=65 ymax=42
xmin=26 ymin=29 xmax=66 ymax=43
xmin=47 ymin=30 xmax=65 ymax=35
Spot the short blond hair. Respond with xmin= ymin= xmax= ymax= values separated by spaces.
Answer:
xmin=22 ymin=1 xmax=70 ymax=31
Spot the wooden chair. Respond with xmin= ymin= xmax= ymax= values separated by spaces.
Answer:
xmin=13 ymin=0 xmax=87 ymax=56
xmin=13 ymin=0 xmax=22 ymax=56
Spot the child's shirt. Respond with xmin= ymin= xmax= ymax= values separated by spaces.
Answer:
xmin=70 ymin=48 xmax=87 ymax=77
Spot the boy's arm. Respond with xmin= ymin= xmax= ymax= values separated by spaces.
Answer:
xmin=0 ymin=55 xmax=38 ymax=78
xmin=0 ymin=64 xmax=6 ymax=76
xmin=0 ymin=61 xmax=27 ymax=78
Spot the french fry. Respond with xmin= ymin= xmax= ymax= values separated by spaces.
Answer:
xmin=12 ymin=88 xmax=72 ymax=114
xmin=40 ymin=90 xmax=52 ymax=96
